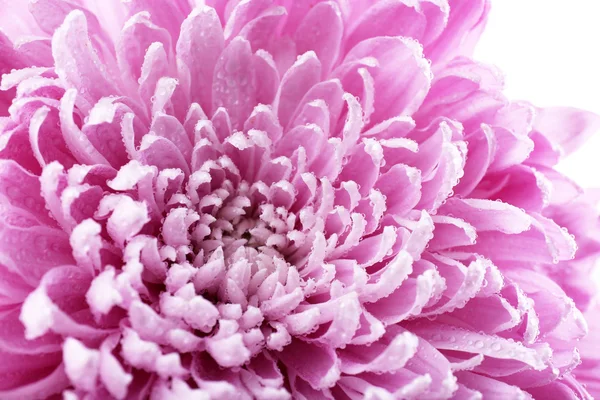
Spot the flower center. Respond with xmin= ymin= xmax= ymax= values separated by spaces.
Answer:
xmin=156 ymin=166 xmax=310 ymax=341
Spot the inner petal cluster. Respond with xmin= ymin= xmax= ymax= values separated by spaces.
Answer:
xmin=0 ymin=0 xmax=599 ymax=399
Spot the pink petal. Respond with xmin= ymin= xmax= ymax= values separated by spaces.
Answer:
xmin=0 ymin=159 xmax=56 ymax=226
xmin=274 ymin=51 xmax=322 ymax=129
xmin=212 ymin=37 xmax=257 ymax=130
xmin=426 ymin=0 xmax=490 ymax=65
xmin=63 ymin=338 xmax=100 ymax=392
xmin=336 ymin=36 xmax=432 ymax=125
xmin=450 ymin=213 xmax=576 ymax=264
xmin=526 ymin=130 xmax=562 ymax=167
xmin=0 ymin=308 xmax=60 ymax=354
xmin=83 ymin=99 xmax=130 ymax=168
xmin=455 ymin=371 xmax=533 ymax=400
xmin=339 ymin=328 xmax=419 ymax=375
xmin=137 ymin=42 xmax=170 ymax=114
xmin=488 ymin=126 xmax=534 ymax=172
xmin=223 ymin=0 xmax=272 ymax=41
xmin=420 ymin=255 xmax=488 ymax=317
xmin=527 ymin=375 xmax=592 ymax=400
xmin=0 ymin=0 xmax=43 ymax=40
xmin=537 ymin=166 xmax=583 ymax=206
xmin=453 ymin=124 xmax=495 ymax=197
xmin=123 ymin=0 xmax=191 ymax=42
xmin=149 ymin=113 xmax=193 ymax=162
xmin=245 ymin=104 xmax=283 ymax=144
xmin=294 ymin=1 xmax=343 ymax=77
xmin=0 ymin=221 xmax=73 ymax=285
xmin=177 ymin=6 xmax=224 ymax=113
xmin=52 ymin=10 xmax=119 ymax=113
xmin=442 ymin=294 xmax=521 ymax=333
xmin=533 ymin=106 xmax=600 ymax=156
xmin=138 ymin=134 xmax=190 ymax=175
xmin=472 ymin=165 xmax=551 ymax=213
xmin=20 ymin=265 xmax=108 ymax=341
xmin=59 ymin=89 xmax=112 ymax=166
xmin=29 ymin=106 xmax=77 ymax=169
xmin=309 ymin=293 xmax=362 ymax=349
xmin=375 ymin=164 xmax=422 ymax=217
xmin=211 ymin=106 xmax=233 ymax=142
xmin=278 ymin=339 xmax=341 ymax=390
xmin=345 ymin=0 xmax=449 ymax=50
xmin=0 ymin=363 xmax=68 ymax=400
xmin=428 ymin=216 xmax=477 ymax=251
xmin=0 ymin=259 xmax=32 ymax=306
xmin=361 ymin=250 xmax=414 ymax=303
xmin=288 ymin=79 xmax=345 ymax=134
xmin=97 ymin=195 xmax=151 ymax=248
xmin=117 ymin=11 xmax=172 ymax=85
xmin=416 ymin=59 xmax=505 ymax=129
xmin=30 ymin=0 xmax=110 ymax=53
xmin=99 ymin=340 xmax=134 ymax=400
xmin=0 ymin=124 xmax=41 ymax=174
xmin=206 ymin=333 xmax=251 ymax=368
xmin=275 ymin=124 xmax=326 ymax=164
xmin=337 ymin=139 xmax=382 ymax=197
xmin=238 ymin=6 xmax=287 ymax=53
xmin=252 ymin=50 xmax=280 ymax=105
xmin=366 ymin=269 xmax=440 ymax=325
xmin=438 ymin=198 xmax=531 ymax=234
xmin=417 ymin=138 xmax=465 ymax=212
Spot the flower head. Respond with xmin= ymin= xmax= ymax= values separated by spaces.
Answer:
xmin=1 ymin=0 xmax=599 ymax=399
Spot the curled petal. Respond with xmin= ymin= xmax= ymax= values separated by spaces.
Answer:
xmin=278 ymin=339 xmax=341 ymax=390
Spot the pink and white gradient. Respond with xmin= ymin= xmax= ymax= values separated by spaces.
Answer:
xmin=0 ymin=0 xmax=599 ymax=399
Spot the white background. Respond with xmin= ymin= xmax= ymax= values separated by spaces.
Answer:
xmin=474 ymin=1 xmax=600 ymax=285
xmin=474 ymin=0 xmax=600 ymax=188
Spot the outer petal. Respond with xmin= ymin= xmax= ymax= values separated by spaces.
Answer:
xmin=52 ymin=10 xmax=120 ymax=113
xmin=294 ymin=1 xmax=343 ymax=77
xmin=177 ymin=6 xmax=224 ymax=113
xmin=438 ymin=198 xmax=531 ymax=234
xmin=0 ymin=363 xmax=68 ymax=400
xmin=277 ymin=339 xmax=341 ymax=390
xmin=0 ymin=33 xmax=28 ymax=116
xmin=274 ymin=51 xmax=322 ymax=129
xmin=455 ymin=371 xmax=533 ymax=400
xmin=345 ymin=0 xmax=449 ymax=50
xmin=117 ymin=11 xmax=172 ymax=85
xmin=0 ymin=159 xmax=57 ymax=226
xmin=212 ymin=37 xmax=256 ymax=130
xmin=426 ymin=0 xmax=490 ymax=66
xmin=122 ymin=0 xmax=191 ymax=42
xmin=335 ymin=36 xmax=432 ymax=125
xmin=532 ymin=106 xmax=600 ymax=156
xmin=0 ymin=222 xmax=73 ymax=286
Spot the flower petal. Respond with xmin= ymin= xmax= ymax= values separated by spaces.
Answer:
xmin=336 ymin=36 xmax=432 ymax=125
xmin=278 ymin=339 xmax=341 ymax=390
xmin=52 ymin=10 xmax=120 ymax=113
xmin=274 ymin=51 xmax=322 ymax=129
xmin=295 ymin=1 xmax=343 ymax=77
xmin=177 ymin=6 xmax=224 ymax=113
xmin=533 ymin=106 xmax=600 ymax=156
xmin=117 ymin=11 xmax=172 ymax=85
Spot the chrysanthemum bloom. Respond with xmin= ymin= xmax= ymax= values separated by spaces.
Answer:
xmin=1 ymin=0 xmax=600 ymax=398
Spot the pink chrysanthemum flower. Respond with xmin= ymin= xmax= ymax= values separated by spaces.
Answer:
xmin=1 ymin=0 xmax=600 ymax=398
